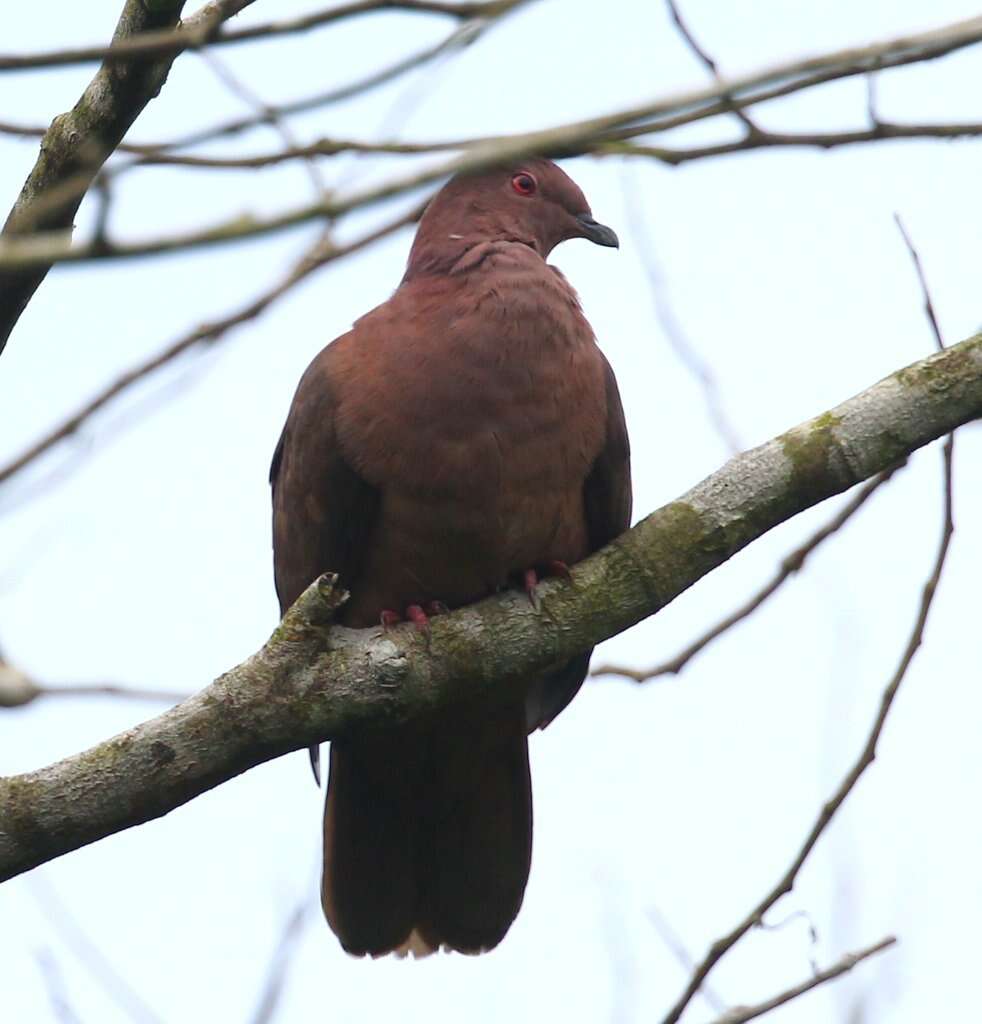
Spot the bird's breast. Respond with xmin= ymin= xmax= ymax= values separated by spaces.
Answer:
xmin=332 ymin=251 xmax=609 ymax=622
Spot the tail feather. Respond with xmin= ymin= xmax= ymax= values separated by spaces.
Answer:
xmin=321 ymin=701 xmax=532 ymax=957
xmin=321 ymin=735 xmax=418 ymax=956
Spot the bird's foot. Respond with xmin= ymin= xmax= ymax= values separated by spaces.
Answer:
xmin=405 ymin=604 xmax=431 ymax=634
xmin=380 ymin=601 xmax=449 ymax=634
xmin=522 ymin=560 xmax=573 ymax=610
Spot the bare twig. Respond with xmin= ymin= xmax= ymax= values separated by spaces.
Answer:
xmin=621 ymin=166 xmax=743 ymax=454
xmin=0 ymin=119 xmax=47 ymax=141
xmin=151 ymin=15 xmax=499 ymax=154
xmin=0 ymin=15 xmax=504 ymax=234
xmin=0 ymin=17 xmax=485 ymax=156
xmin=647 ymin=904 xmax=726 ymax=1013
xmin=4 ymin=14 xmax=982 ymax=272
xmin=709 ymin=937 xmax=897 ymax=1024
xmin=89 ymin=119 xmax=982 ymax=172
xmin=894 ymin=215 xmax=945 ymax=352
xmin=665 ymin=0 xmax=761 ymax=135
xmin=249 ymin=897 xmax=314 ymax=1024
xmin=31 ymin=876 xmax=164 ymax=1024
xmin=0 ymin=202 xmax=422 ymax=490
xmin=197 ymin=48 xmax=326 ymax=197
xmin=0 ymin=1 xmax=513 ymax=72
xmin=1 ymin=650 xmax=189 ymax=707
xmin=132 ymin=134 xmax=456 ymax=168
xmin=865 ymin=71 xmax=881 ymax=127
xmin=34 ymin=949 xmax=84 ymax=1024
xmin=605 ymin=121 xmax=982 ymax=165
xmin=0 ymin=17 xmax=498 ymax=156
xmin=593 ymin=466 xmax=898 ymax=682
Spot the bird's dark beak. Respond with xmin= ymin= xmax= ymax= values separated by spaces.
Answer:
xmin=575 ymin=213 xmax=619 ymax=249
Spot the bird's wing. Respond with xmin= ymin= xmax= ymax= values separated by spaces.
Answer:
xmin=270 ymin=345 xmax=381 ymax=618
xmin=525 ymin=351 xmax=632 ymax=732
xmin=583 ymin=351 xmax=633 ymax=551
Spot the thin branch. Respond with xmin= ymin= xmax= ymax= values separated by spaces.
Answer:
xmin=151 ymin=15 xmax=499 ymax=154
xmin=197 ymin=47 xmax=327 ymax=197
xmin=0 ymin=16 xmax=503 ymax=233
xmin=621 ymin=166 xmax=743 ymax=454
xmin=646 ymin=904 xmax=726 ymax=1013
xmin=592 ymin=466 xmax=898 ymax=682
xmin=97 ymin=120 xmax=982 ymax=172
xmin=132 ymin=135 xmax=455 ymax=168
xmin=249 ymin=897 xmax=314 ymax=1024
xmin=0 ymin=0 xmax=512 ymax=72
xmin=665 ymin=0 xmax=761 ymax=134
xmin=4 ymin=13 xmax=982 ymax=271
xmin=31 ymin=876 xmax=164 ymax=1024
xmin=0 ymin=119 xmax=47 ymax=141
xmin=709 ymin=937 xmax=897 ymax=1024
xmin=0 ymin=18 xmax=495 ymax=156
xmin=1 ymin=648 xmax=189 ymax=707
xmin=659 ymin=372 xmax=957 ymax=1024
xmin=604 ymin=121 xmax=982 ymax=165
xmin=4 ymin=20 xmax=975 ymax=164
xmin=0 ymin=202 xmax=422 ymax=490
xmin=34 ymin=949 xmax=84 ymax=1024
xmin=0 ymin=333 xmax=978 ymax=882
xmin=0 ymin=0 xmax=258 ymax=354
xmin=894 ymin=214 xmax=945 ymax=352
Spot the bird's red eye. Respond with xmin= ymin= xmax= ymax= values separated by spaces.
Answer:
xmin=511 ymin=172 xmax=537 ymax=197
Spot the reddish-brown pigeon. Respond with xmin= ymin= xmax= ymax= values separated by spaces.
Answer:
xmin=270 ymin=158 xmax=631 ymax=957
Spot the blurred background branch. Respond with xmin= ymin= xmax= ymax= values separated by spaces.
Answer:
xmin=4 ymin=12 xmax=982 ymax=279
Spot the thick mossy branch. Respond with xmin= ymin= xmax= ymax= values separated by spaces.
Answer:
xmin=0 ymin=334 xmax=979 ymax=881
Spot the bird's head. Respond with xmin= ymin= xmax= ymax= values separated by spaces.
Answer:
xmin=405 ymin=158 xmax=618 ymax=277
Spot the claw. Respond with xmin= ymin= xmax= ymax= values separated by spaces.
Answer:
xmin=308 ymin=744 xmax=322 ymax=787
xmin=380 ymin=609 xmax=401 ymax=630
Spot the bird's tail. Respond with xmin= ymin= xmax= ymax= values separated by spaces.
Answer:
xmin=321 ymin=700 xmax=532 ymax=957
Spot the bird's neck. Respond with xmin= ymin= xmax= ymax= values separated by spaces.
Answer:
xmin=403 ymin=211 xmax=544 ymax=282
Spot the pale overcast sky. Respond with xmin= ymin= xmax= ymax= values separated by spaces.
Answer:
xmin=1 ymin=2 xmax=980 ymax=1021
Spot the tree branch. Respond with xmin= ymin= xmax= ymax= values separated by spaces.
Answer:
xmin=660 ymin=352 xmax=957 ymax=1024
xmin=137 ymin=13 xmax=511 ymax=154
xmin=709 ymin=937 xmax=897 ymax=1024
xmin=621 ymin=166 xmax=743 ymax=454
xmin=0 ymin=0 xmax=257 ymax=354
xmin=0 ymin=1 xmax=511 ymax=72
xmin=74 ymin=120 xmax=979 ymax=173
xmin=0 ymin=670 xmax=190 ymax=709
xmin=605 ymin=122 xmax=982 ymax=165
xmin=3 ymin=13 xmax=982 ymax=273
xmin=0 ymin=334 xmax=978 ymax=882
xmin=593 ymin=466 xmax=898 ymax=682
xmin=664 ymin=0 xmax=763 ymax=136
